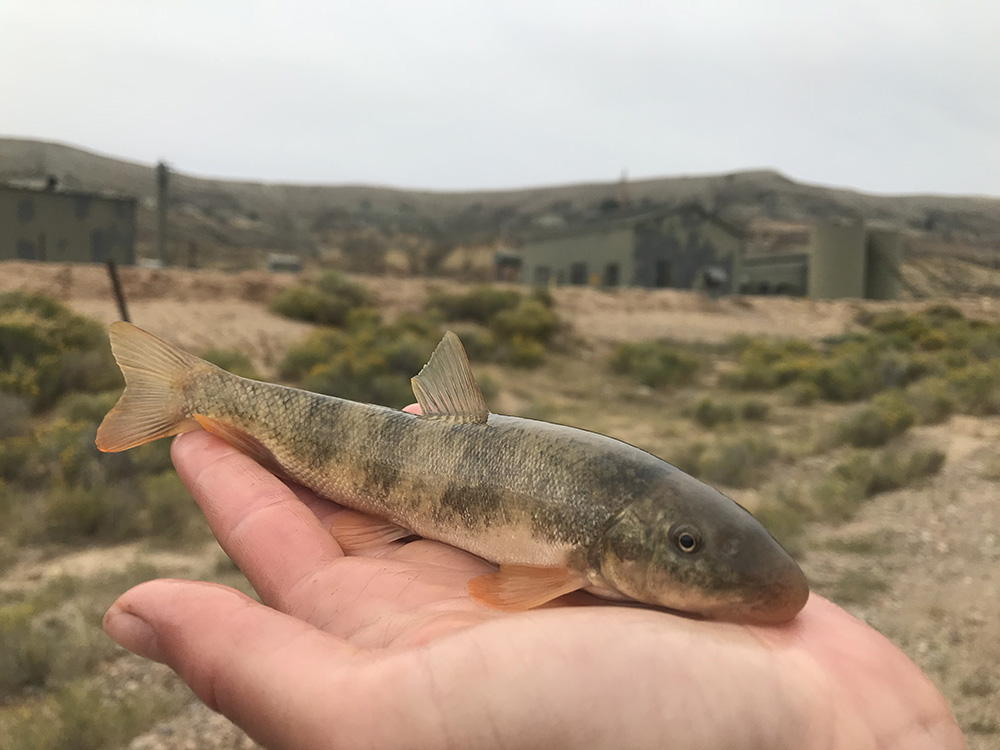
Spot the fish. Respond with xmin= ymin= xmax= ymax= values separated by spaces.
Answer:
xmin=96 ymin=322 xmax=809 ymax=624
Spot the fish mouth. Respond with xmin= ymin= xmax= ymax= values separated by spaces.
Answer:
xmin=706 ymin=567 xmax=811 ymax=625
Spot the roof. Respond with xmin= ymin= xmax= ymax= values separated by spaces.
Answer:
xmin=521 ymin=201 xmax=746 ymax=244
xmin=0 ymin=181 xmax=137 ymax=205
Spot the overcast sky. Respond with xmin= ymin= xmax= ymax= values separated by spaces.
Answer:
xmin=2 ymin=0 xmax=998 ymax=196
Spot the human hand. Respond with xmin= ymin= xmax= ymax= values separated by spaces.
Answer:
xmin=104 ymin=412 xmax=964 ymax=750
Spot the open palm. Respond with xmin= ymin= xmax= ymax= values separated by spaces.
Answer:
xmin=104 ymin=428 xmax=964 ymax=750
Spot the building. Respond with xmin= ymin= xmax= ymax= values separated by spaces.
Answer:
xmin=520 ymin=203 xmax=743 ymax=292
xmin=737 ymin=220 xmax=902 ymax=300
xmin=0 ymin=182 xmax=136 ymax=264
xmin=518 ymin=205 xmax=902 ymax=300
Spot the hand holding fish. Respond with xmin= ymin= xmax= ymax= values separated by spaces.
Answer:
xmin=103 ymin=427 xmax=964 ymax=750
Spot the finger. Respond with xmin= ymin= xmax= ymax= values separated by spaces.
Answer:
xmin=105 ymin=580 xmax=356 ymax=750
xmin=171 ymin=431 xmax=343 ymax=611
xmin=103 ymin=579 xmax=448 ymax=750
xmin=403 ymin=403 xmax=421 ymax=415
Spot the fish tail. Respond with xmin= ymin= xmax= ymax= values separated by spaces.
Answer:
xmin=96 ymin=322 xmax=208 ymax=452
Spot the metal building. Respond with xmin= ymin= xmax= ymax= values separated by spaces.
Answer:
xmin=736 ymin=220 xmax=903 ymax=300
xmin=520 ymin=204 xmax=743 ymax=291
xmin=0 ymin=183 xmax=136 ymax=264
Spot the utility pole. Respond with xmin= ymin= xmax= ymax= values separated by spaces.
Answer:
xmin=156 ymin=161 xmax=170 ymax=265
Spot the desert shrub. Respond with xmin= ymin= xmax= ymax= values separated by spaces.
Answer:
xmin=832 ymin=569 xmax=889 ymax=605
xmin=270 ymin=286 xmax=354 ymax=326
xmin=0 ymin=599 xmax=114 ymax=699
xmin=753 ymin=502 xmax=805 ymax=555
xmin=691 ymin=397 xmax=736 ymax=428
xmin=818 ymin=447 xmax=945 ymax=520
xmin=837 ymin=391 xmax=915 ymax=448
xmin=0 ymin=295 xmax=119 ymax=410
xmin=0 ymin=393 xmax=31 ymax=439
xmin=721 ymin=308 xmax=1000 ymax=404
xmin=0 ymin=674 xmax=187 ymax=750
xmin=787 ymin=381 xmax=821 ymax=406
xmin=426 ymin=286 xmax=521 ymax=324
xmin=665 ymin=441 xmax=707 ymax=477
xmin=610 ymin=342 xmax=700 ymax=388
xmin=946 ymin=362 xmax=1000 ymax=415
xmin=283 ymin=318 xmax=441 ymax=408
xmin=505 ymin=335 xmax=546 ymax=368
xmin=57 ymin=391 xmax=120 ymax=425
xmin=904 ymin=377 xmax=956 ymax=424
xmin=739 ymin=399 xmax=771 ymax=421
xmin=316 ymin=270 xmax=372 ymax=308
xmin=270 ymin=271 xmax=373 ymax=327
xmin=200 ymin=347 xmax=259 ymax=380
xmin=141 ymin=471 xmax=208 ymax=546
xmin=447 ymin=324 xmax=498 ymax=361
xmin=696 ymin=436 xmax=778 ymax=488
xmin=490 ymin=299 xmax=558 ymax=344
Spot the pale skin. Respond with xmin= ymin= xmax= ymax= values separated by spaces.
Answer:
xmin=103 ymin=406 xmax=965 ymax=750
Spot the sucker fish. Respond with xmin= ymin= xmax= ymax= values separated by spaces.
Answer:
xmin=96 ymin=322 xmax=809 ymax=623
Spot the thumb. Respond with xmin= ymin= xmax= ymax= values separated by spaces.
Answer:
xmin=104 ymin=579 xmax=379 ymax=750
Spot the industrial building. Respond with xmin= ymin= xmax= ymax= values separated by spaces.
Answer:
xmin=518 ymin=205 xmax=902 ymax=300
xmin=0 ymin=182 xmax=136 ymax=264
xmin=520 ymin=204 xmax=743 ymax=293
xmin=736 ymin=221 xmax=902 ymax=300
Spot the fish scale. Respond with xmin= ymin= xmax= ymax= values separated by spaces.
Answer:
xmin=96 ymin=322 xmax=810 ymax=622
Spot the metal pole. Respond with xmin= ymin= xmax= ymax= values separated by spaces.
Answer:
xmin=106 ymin=259 xmax=131 ymax=322
xmin=156 ymin=161 xmax=169 ymax=265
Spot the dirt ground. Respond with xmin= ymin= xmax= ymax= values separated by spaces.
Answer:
xmin=2 ymin=261 xmax=997 ymax=748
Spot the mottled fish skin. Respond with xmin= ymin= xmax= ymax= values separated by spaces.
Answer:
xmin=98 ymin=323 xmax=810 ymax=622
xmin=187 ymin=370 xmax=668 ymax=568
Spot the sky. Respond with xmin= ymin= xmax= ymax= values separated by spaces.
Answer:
xmin=2 ymin=0 xmax=999 ymax=196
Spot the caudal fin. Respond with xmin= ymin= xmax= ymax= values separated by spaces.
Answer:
xmin=95 ymin=322 xmax=207 ymax=452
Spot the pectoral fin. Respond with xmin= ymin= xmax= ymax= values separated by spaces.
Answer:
xmin=469 ymin=565 xmax=585 ymax=611
xmin=329 ymin=511 xmax=414 ymax=554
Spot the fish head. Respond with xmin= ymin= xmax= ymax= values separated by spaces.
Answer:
xmin=595 ymin=480 xmax=809 ymax=624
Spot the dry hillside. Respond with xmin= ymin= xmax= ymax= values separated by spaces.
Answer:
xmin=0 ymin=262 xmax=997 ymax=748
xmin=3 ymin=139 xmax=999 ymax=285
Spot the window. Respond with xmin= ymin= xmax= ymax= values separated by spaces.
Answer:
xmin=655 ymin=260 xmax=672 ymax=288
xmin=603 ymin=263 xmax=620 ymax=287
xmin=533 ymin=265 xmax=551 ymax=285
xmin=569 ymin=262 xmax=588 ymax=285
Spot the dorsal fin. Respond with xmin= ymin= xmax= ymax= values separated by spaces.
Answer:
xmin=411 ymin=331 xmax=489 ymax=424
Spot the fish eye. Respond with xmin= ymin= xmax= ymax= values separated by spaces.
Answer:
xmin=670 ymin=524 xmax=702 ymax=554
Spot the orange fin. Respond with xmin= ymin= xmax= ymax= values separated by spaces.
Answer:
xmin=329 ymin=511 xmax=414 ymax=554
xmin=469 ymin=565 xmax=584 ymax=611
xmin=193 ymin=414 xmax=283 ymax=475
xmin=96 ymin=322 xmax=206 ymax=452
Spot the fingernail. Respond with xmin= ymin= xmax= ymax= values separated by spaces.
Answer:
xmin=104 ymin=605 xmax=165 ymax=662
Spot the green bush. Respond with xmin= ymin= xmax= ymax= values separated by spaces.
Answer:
xmin=0 ymin=296 xmax=119 ymax=410
xmin=697 ymin=436 xmax=778 ymax=488
xmin=426 ymin=286 xmax=522 ymax=324
xmin=610 ymin=342 xmax=700 ymax=388
xmin=270 ymin=286 xmax=354 ymax=326
xmin=946 ymin=363 xmax=1000 ymax=415
xmin=837 ymin=391 xmax=916 ymax=448
xmin=57 ymin=392 xmax=120 ymax=425
xmin=506 ymin=335 xmax=546 ymax=368
xmin=0 ymin=393 xmax=31 ymax=439
xmin=818 ymin=446 xmax=946 ymax=520
xmin=739 ymin=399 xmax=771 ymax=421
xmin=691 ymin=397 xmax=736 ymax=428
xmin=199 ymin=347 xmax=259 ymax=380
xmin=447 ymin=324 xmax=498 ymax=361
xmin=282 ymin=318 xmax=441 ymax=408
xmin=316 ymin=270 xmax=372 ymax=308
xmin=904 ymin=377 xmax=956 ymax=424
xmin=490 ymin=299 xmax=558 ymax=344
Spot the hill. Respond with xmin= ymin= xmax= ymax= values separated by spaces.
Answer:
xmin=2 ymin=138 xmax=999 ymax=276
